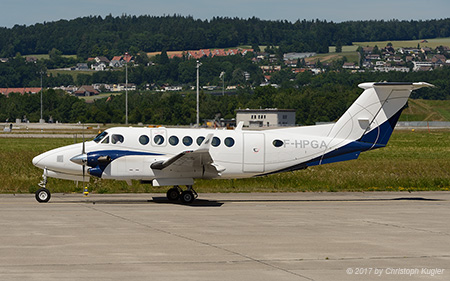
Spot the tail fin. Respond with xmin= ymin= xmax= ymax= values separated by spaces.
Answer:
xmin=328 ymin=82 xmax=433 ymax=147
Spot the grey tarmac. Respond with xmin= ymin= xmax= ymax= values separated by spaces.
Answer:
xmin=0 ymin=192 xmax=449 ymax=281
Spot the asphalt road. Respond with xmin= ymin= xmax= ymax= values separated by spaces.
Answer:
xmin=0 ymin=192 xmax=449 ymax=281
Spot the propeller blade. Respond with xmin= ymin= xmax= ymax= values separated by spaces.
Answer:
xmin=82 ymin=123 xmax=86 ymax=191
xmin=82 ymin=125 xmax=85 ymax=155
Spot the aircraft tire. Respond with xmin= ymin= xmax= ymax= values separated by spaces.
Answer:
xmin=166 ymin=187 xmax=180 ymax=201
xmin=35 ymin=188 xmax=51 ymax=203
xmin=180 ymin=190 xmax=195 ymax=204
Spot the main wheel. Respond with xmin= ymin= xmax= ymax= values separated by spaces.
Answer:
xmin=166 ymin=187 xmax=180 ymax=201
xmin=180 ymin=190 xmax=195 ymax=204
xmin=35 ymin=188 xmax=51 ymax=203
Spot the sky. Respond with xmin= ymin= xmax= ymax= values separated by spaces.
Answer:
xmin=2 ymin=0 xmax=449 ymax=28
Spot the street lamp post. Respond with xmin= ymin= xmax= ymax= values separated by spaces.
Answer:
xmin=196 ymin=60 xmax=202 ymax=127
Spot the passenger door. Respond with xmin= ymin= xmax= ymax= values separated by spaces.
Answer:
xmin=243 ymin=133 xmax=265 ymax=173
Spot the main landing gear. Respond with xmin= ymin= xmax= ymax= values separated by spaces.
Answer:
xmin=166 ymin=185 xmax=198 ymax=204
xmin=35 ymin=168 xmax=51 ymax=203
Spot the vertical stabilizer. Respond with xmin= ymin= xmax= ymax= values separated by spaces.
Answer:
xmin=328 ymin=82 xmax=433 ymax=147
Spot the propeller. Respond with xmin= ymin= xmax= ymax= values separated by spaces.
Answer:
xmin=82 ymin=126 xmax=86 ymax=183
xmin=70 ymin=124 xmax=88 ymax=195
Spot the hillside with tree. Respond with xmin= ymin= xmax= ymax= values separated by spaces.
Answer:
xmin=1 ymin=16 xmax=450 ymax=58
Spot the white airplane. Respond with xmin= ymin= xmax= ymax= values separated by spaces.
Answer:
xmin=32 ymin=82 xmax=432 ymax=204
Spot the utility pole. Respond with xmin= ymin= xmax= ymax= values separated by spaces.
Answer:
xmin=196 ymin=60 xmax=202 ymax=127
xmin=125 ymin=52 xmax=128 ymax=125
xmin=40 ymin=70 xmax=44 ymax=123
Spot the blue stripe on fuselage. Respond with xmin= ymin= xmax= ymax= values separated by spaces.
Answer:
xmin=86 ymin=150 xmax=164 ymax=178
xmin=359 ymin=109 xmax=403 ymax=146
xmin=87 ymin=150 xmax=163 ymax=166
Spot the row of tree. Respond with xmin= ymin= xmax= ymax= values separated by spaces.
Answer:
xmin=1 ymin=69 xmax=449 ymax=125
xmin=1 ymin=15 xmax=450 ymax=58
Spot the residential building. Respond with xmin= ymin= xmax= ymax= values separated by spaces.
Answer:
xmin=110 ymin=56 xmax=123 ymax=67
xmin=73 ymin=85 xmax=99 ymax=96
xmin=0 ymin=87 xmax=42 ymax=97
xmin=342 ymin=62 xmax=359 ymax=70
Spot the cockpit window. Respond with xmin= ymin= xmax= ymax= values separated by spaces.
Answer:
xmin=112 ymin=134 xmax=124 ymax=144
xmin=101 ymin=136 xmax=109 ymax=144
xmin=93 ymin=131 xmax=108 ymax=143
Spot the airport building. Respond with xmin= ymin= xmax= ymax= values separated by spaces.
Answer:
xmin=236 ymin=108 xmax=296 ymax=128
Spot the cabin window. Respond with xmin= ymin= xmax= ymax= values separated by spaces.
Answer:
xmin=153 ymin=135 xmax=165 ymax=145
xmin=183 ymin=136 xmax=193 ymax=146
xmin=273 ymin=139 xmax=284 ymax=147
xmin=196 ymin=136 xmax=205 ymax=146
xmin=212 ymin=137 xmax=221 ymax=147
xmin=224 ymin=137 xmax=235 ymax=147
xmin=93 ymin=131 xmax=108 ymax=143
xmin=139 ymin=135 xmax=149 ymax=145
xmin=169 ymin=136 xmax=179 ymax=146
xmin=112 ymin=134 xmax=124 ymax=144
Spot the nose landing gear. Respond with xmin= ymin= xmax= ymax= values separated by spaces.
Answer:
xmin=35 ymin=168 xmax=51 ymax=203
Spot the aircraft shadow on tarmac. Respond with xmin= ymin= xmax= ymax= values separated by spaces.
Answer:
xmin=56 ymin=197 xmax=224 ymax=207
xmin=53 ymin=196 xmax=442 ymax=207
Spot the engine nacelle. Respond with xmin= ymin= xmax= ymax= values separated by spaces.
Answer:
xmin=88 ymin=166 xmax=103 ymax=178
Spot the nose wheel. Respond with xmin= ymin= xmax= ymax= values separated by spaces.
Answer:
xmin=166 ymin=185 xmax=198 ymax=204
xmin=35 ymin=188 xmax=51 ymax=203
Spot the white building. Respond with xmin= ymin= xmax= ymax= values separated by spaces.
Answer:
xmin=236 ymin=108 xmax=296 ymax=128
xmin=413 ymin=61 xmax=433 ymax=71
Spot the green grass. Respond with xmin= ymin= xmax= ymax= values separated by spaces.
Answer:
xmin=1 ymin=129 xmax=449 ymax=195
xmin=47 ymin=69 xmax=95 ymax=81
xmin=353 ymin=37 xmax=450 ymax=49
xmin=400 ymin=99 xmax=450 ymax=122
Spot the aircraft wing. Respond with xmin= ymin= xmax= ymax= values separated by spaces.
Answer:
xmin=150 ymin=133 xmax=225 ymax=177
